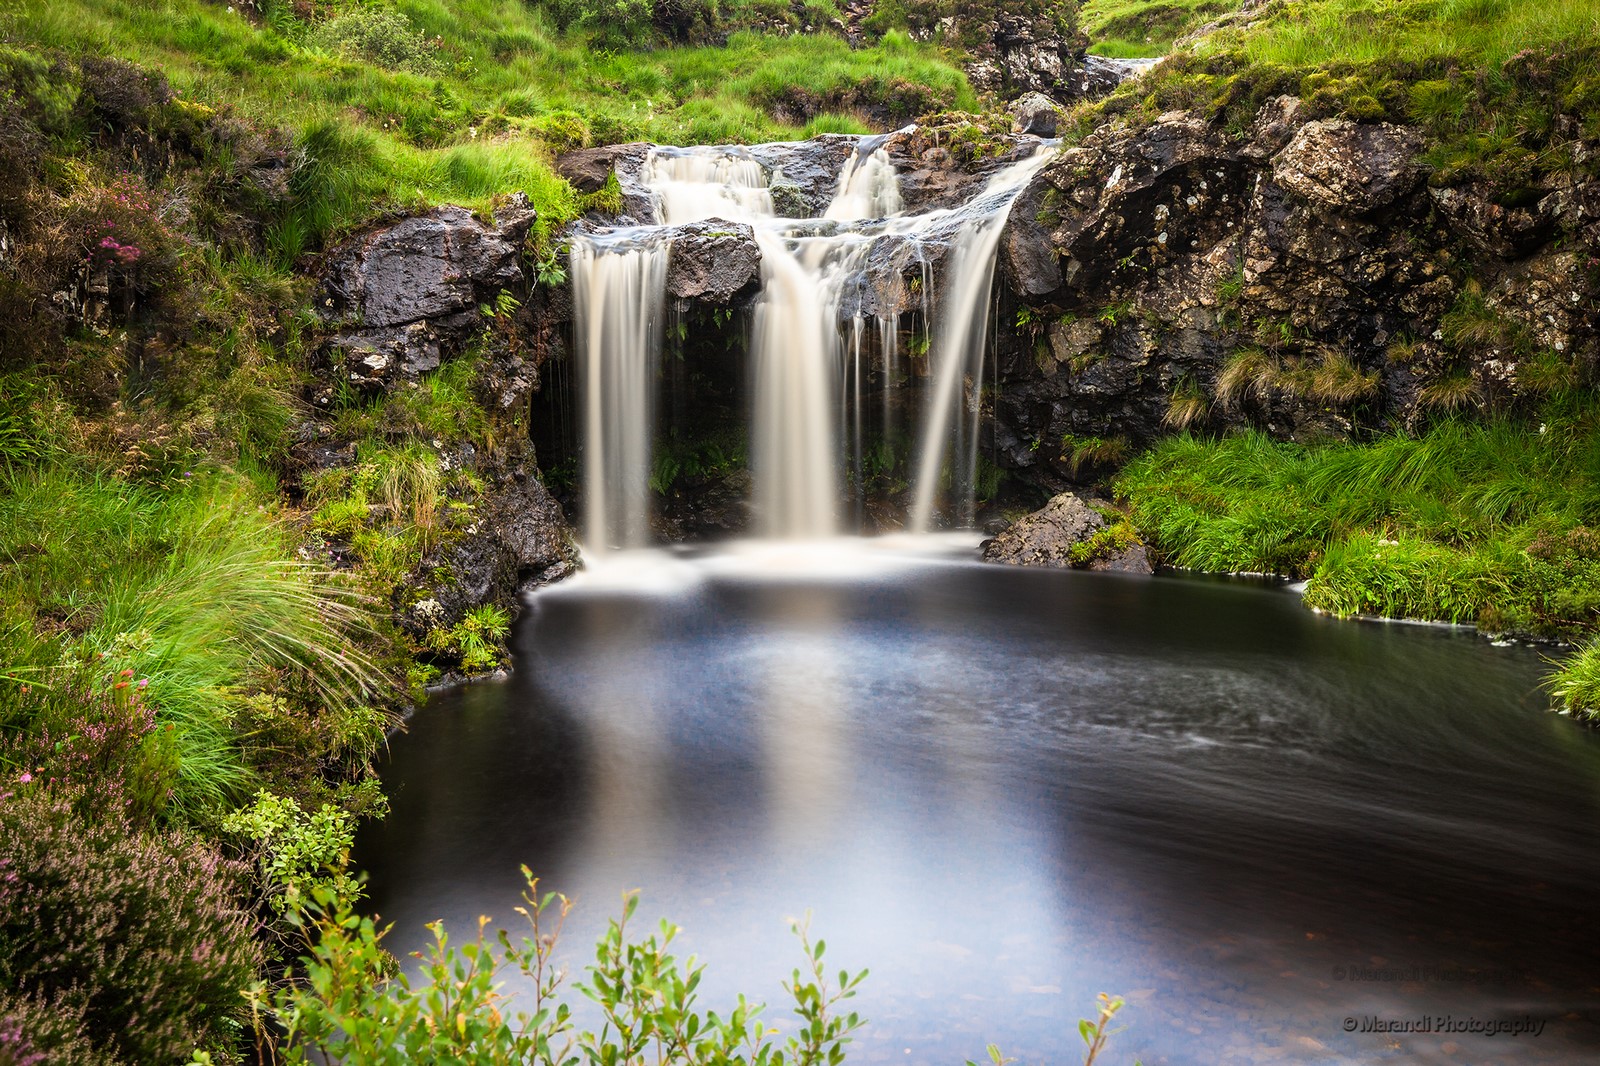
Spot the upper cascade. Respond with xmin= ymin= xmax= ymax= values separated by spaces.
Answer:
xmin=567 ymin=131 xmax=1056 ymax=554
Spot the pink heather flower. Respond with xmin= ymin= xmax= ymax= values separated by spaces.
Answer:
xmin=17 ymin=773 xmax=31 ymax=784
xmin=137 ymin=678 xmax=149 ymax=689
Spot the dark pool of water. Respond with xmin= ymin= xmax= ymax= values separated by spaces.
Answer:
xmin=358 ymin=542 xmax=1600 ymax=1065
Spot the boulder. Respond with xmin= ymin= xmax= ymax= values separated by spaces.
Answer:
xmin=556 ymin=143 xmax=647 ymax=192
xmin=1271 ymin=120 xmax=1425 ymax=212
xmin=665 ymin=221 xmax=762 ymax=302
xmin=981 ymin=493 xmax=1153 ymax=573
xmin=318 ymin=196 xmax=537 ymax=393
xmin=1009 ymin=92 xmax=1063 ymax=137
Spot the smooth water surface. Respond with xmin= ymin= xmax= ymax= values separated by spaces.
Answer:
xmin=359 ymin=542 xmax=1600 ymax=1064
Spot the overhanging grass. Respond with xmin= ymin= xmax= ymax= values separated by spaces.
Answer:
xmin=0 ymin=465 xmax=383 ymax=818
xmin=1116 ymin=399 xmax=1600 ymax=717
xmin=1551 ymin=640 xmax=1600 ymax=722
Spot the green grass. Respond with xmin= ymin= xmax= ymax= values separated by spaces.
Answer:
xmin=3 ymin=0 xmax=973 ymax=257
xmin=1208 ymin=0 xmax=1600 ymax=71
xmin=1551 ymin=640 xmax=1600 ymax=722
xmin=0 ymin=463 xmax=386 ymax=819
xmin=1081 ymin=0 xmax=1232 ymax=57
xmin=1088 ymin=0 xmax=1600 ymax=189
xmin=1116 ymin=398 xmax=1600 ymax=717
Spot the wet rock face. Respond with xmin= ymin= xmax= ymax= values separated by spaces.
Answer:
xmin=306 ymin=194 xmax=581 ymax=622
xmin=426 ymin=453 xmax=579 ymax=622
xmin=664 ymin=221 xmax=762 ymax=302
xmin=981 ymin=492 xmax=1153 ymax=572
xmin=318 ymin=196 xmax=537 ymax=392
xmin=992 ymin=99 xmax=1600 ymax=487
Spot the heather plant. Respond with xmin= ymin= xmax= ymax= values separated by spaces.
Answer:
xmin=0 ymin=789 xmax=262 ymax=1064
xmin=0 ymin=992 xmax=107 ymax=1066
xmin=14 ymin=671 xmax=180 ymax=822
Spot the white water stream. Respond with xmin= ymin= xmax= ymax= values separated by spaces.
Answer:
xmin=568 ymin=134 xmax=1054 ymax=552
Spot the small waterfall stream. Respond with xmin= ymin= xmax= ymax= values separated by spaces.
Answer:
xmin=568 ymin=134 xmax=1054 ymax=552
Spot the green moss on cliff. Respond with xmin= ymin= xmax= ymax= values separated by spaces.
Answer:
xmin=1087 ymin=0 xmax=1600 ymax=193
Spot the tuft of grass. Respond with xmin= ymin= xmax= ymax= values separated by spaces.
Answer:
xmin=1215 ymin=347 xmax=1276 ymax=407
xmin=1060 ymin=433 xmax=1129 ymax=478
xmin=0 ymin=464 xmax=385 ymax=819
xmin=1163 ymin=377 xmax=1211 ymax=429
xmin=1306 ymin=352 xmax=1380 ymax=405
xmin=1418 ymin=370 xmax=1483 ymax=413
xmin=1550 ymin=639 xmax=1600 ymax=722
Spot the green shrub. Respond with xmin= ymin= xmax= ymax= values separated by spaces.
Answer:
xmin=0 ymin=790 xmax=261 ymax=1064
xmin=306 ymin=7 xmax=442 ymax=76
xmin=253 ymin=870 xmax=867 ymax=1066
xmin=222 ymin=789 xmax=360 ymax=914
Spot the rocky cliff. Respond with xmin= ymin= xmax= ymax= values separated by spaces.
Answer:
xmin=991 ymin=99 xmax=1600 ymax=487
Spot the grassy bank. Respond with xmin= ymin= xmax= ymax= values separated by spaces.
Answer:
xmin=1080 ymin=0 xmax=1230 ymax=57
xmin=1116 ymin=396 xmax=1600 ymax=720
xmin=4 ymin=0 xmax=973 ymax=259
xmin=1083 ymin=0 xmax=1600 ymax=193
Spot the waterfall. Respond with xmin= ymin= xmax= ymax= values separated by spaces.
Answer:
xmin=570 ymin=239 xmax=669 ymax=554
xmin=568 ymin=134 xmax=1054 ymax=551
xmin=906 ymin=152 xmax=1053 ymax=532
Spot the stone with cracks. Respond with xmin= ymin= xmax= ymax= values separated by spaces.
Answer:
xmin=981 ymin=492 xmax=1153 ymax=572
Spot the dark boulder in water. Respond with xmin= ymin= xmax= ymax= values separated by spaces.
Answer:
xmin=664 ymin=220 xmax=762 ymax=303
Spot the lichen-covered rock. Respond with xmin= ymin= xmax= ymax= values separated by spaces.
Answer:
xmin=1270 ymin=119 xmax=1425 ymax=212
xmin=981 ymin=492 xmax=1152 ymax=572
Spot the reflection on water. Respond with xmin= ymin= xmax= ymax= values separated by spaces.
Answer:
xmin=358 ymin=544 xmax=1600 ymax=1064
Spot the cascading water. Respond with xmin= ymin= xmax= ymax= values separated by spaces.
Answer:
xmin=569 ymin=240 xmax=669 ymax=554
xmin=567 ymin=133 xmax=1054 ymax=551
xmin=905 ymin=157 xmax=1050 ymax=533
